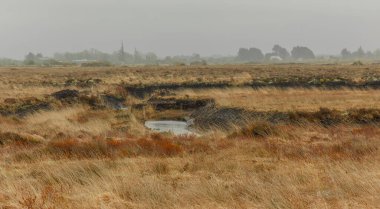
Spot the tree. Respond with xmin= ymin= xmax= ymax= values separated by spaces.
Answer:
xmin=272 ymin=45 xmax=290 ymax=59
xmin=341 ymin=48 xmax=351 ymax=59
xmin=24 ymin=52 xmax=36 ymax=65
xmin=25 ymin=52 xmax=35 ymax=61
xmin=291 ymin=46 xmax=315 ymax=60
xmin=352 ymin=47 xmax=365 ymax=58
xmin=248 ymin=48 xmax=264 ymax=62
xmin=237 ymin=47 xmax=264 ymax=62
xmin=238 ymin=48 xmax=250 ymax=61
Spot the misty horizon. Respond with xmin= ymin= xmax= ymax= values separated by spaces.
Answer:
xmin=1 ymin=44 xmax=377 ymax=60
xmin=1 ymin=0 xmax=380 ymax=59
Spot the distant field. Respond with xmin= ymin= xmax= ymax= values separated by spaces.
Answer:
xmin=1 ymin=64 xmax=380 ymax=209
xmin=1 ymin=64 xmax=380 ymax=100
xmin=1 ymin=63 xmax=380 ymax=87
xmin=176 ymin=87 xmax=380 ymax=111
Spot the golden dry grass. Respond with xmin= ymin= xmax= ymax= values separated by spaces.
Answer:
xmin=1 ymin=64 xmax=380 ymax=208
xmin=1 ymin=125 xmax=379 ymax=209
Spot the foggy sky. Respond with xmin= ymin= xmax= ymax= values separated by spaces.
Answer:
xmin=1 ymin=0 xmax=379 ymax=59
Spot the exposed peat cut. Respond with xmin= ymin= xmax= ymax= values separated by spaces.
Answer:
xmin=124 ymin=77 xmax=380 ymax=99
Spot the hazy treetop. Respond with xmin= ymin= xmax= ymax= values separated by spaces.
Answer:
xmin=1 ymin=0 xmax=379 ymax=59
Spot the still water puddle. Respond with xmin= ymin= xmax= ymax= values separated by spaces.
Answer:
xmin=144 ymin=120 xmax=195 ymax=135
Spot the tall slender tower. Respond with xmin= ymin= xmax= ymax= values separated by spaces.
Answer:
xmin=119 ymin=41 xmax=125 ymax=62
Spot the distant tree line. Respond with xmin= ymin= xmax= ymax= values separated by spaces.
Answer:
xmin=52 ymin=47 xmax=208 ymax=65
xmin=0 ymin=58 xmax=21 ymax=66
xmin=236 ymin=45 xmax=380 ymax=63
xmin=2 ymin=43 xmax=380 ymax=67
xmin=237 ymin=45 xmax=315 ymax=62
xmin=23 ymin=52 xmax=62 ymax=66
xmin=340 ymin=47 xmax=380 ymax=60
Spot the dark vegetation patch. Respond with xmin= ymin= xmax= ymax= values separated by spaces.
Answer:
xmin=0 ymin=97 xmax=52 ymax=117
xmin=125 ymin=82 xmax=236 ymax=98
xmin=289 ymin=108 xmax=380 ymax=125
xmin=101 ymin=94 xmax=126 ymax=110
xmin=14 ymin=102 xmax=52 ymax=117
xmin=51 ymin=89 xmax=79 ymax=101
xmin=50 ymin=89 xmax=126 ymax=110
xmin=0 ymin=89 xmax=128 ymax=117
xmin=124 ymin=76 xmax=380 ymax=99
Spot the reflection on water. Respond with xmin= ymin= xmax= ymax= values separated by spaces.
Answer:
xmin=145 ymin=120 xmax=195 ymax=135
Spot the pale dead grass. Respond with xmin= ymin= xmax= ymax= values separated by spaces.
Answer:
xmin=0 ymin=107 xmax=148 ymax=142
xmin=0 ymin=107 xmax=114 ymax=140
xmin=178 ymin=87 xmax=380 ymax=111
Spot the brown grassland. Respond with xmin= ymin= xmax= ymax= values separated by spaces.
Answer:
xmin=0 ymin=64 xmax=380 ymax=209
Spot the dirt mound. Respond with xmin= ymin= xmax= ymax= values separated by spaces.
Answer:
xmin=101 ymin=94 xmax=126 ymax=110
xmin=52 ymin=89 xmax=80 ymax=100
xmin=0 ymin=98 xmax=52 ymax=117
xmin=51 ymin=89 xmax=127 ymax=110
xmin=15 ymin=102 xmax=51 ymax=117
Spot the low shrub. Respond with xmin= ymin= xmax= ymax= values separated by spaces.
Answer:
xmin=233 ymin=122 xmax=278 ymax=138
